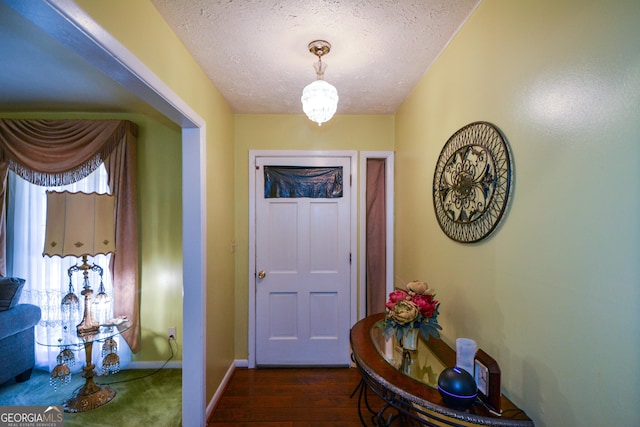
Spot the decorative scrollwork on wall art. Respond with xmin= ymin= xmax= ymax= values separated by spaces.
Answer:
xmin=432 ymin=122 xmax=512 ymax=243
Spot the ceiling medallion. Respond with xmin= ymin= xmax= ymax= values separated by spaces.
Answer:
xmin=432 ymin=122 xmax=512 ymax=243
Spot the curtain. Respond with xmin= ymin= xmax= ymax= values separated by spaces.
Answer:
xmin=0 ymin=119 xmax=140 ymax=353
xmin=9 ymin=166 xmax=130 ymax=372
xmin=366 ymin=159 xmax=387 ymax=315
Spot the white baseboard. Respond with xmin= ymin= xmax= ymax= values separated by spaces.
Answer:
xmin=205 ymin=359 xmax=240 ymax=420
xmin=127 ymin=361 xmax=183 ymax=369
xmin=205 ymin=359 xmax=249 ymax=419
xmin=235 ymin=359 xmax=249 ymax=368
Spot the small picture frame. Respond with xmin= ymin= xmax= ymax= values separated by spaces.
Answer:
xmin=474 ymin=349 xmax=501 ymax=413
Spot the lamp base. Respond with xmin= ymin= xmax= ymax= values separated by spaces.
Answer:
xmin=63 ymin=382 xmax=116 ymax=413
xmin=63 ymin=340 xmax=116 ymax=412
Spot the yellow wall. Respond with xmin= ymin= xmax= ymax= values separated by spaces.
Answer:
xmin=395 ymin=1 xmax=640 ymax=426
xmin=233 ymin=114 xmax=394 ymax=357
xmin=75 ymin=0 xmax=236 ymax=402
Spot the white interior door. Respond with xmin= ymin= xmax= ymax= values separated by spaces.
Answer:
xmin=255 ymin=156 xmax=352 ymax=366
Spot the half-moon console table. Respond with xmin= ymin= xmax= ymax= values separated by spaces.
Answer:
xmin=350 ymin=314 xmax=534 ymax=426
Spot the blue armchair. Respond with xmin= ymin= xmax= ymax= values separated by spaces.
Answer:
xmin=0 ymin=277 xmax=41 ymax=385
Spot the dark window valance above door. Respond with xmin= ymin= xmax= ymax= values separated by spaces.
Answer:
xmin=264 ymin=166 xmax=343 ymax=199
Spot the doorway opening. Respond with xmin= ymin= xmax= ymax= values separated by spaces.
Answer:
xmin=11 ymin=4 xmax=208 ymax=425
xmin=359 ymin=152 xmax=394 ymax=319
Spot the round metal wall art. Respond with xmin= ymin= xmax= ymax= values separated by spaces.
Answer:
xmin=432 ymin=121 xmax=512 ymax=243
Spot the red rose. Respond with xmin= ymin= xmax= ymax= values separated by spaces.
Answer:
xmin=385 ymin=289 xmax=409 ymax=311
xmin=412 ymin=294 xmax=438 ymax=318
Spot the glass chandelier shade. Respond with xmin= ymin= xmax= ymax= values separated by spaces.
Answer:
xmin=61 ymin=279 xmax=81 ymax=329
xmin=301 ymin=79 xmax=339 ymax=126
xmin=301 ymin=40 xmax=339 ymax=126
xmin=92 ymin=277 xmax=111 ymax=325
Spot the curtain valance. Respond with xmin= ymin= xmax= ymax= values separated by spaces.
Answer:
xmin=0 ymin=119 xmax=127 ymax=186
xmin=0 ymin=119 xmax=141 ymax=353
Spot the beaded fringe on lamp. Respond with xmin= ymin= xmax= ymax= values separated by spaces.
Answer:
xmin=50 ymin=346 xmax=75 ymax=390
xmin=101 ymin=337 xmax=120 ymax=375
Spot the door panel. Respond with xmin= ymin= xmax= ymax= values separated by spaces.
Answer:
xmin=255 ymin=156 xmax=351 ymax=366
xmin=309 ymin=202 xmax=339 ymax=272
xmin=269 ymin=203 xmax=298 ymax=272
xmin=309 ymin=292 xmax=338 ymax=338
xmin=269 ymin=292 xmax=298 ymax=337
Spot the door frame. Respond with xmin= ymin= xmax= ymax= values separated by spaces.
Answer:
xmin=248 ymin=150 xmax=358 ymax=368
xmin=358 ymin=151 xmax=395 ymax=319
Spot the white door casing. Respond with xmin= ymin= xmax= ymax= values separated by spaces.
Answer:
xmin=249 ymin=151 xmax=357 ymax=367
xmin=358 ymin=151 xmax=395 ymax=319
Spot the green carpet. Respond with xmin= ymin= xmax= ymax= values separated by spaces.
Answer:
xmin=0 ymin=368 xmax=182 ymax=426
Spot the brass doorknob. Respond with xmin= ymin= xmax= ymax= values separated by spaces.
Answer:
xmin=257 ymin=270 xmax=266 ymax=279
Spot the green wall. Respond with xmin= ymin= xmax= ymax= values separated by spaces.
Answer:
xmin=395 ymin=1 xmax=640 ymax=426
xmin=233 ymin=114 xmax=394 ymax=358
xmin=135 ymin=114 xmax=183 ymax=363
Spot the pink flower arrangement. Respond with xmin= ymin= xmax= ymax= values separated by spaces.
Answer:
xmin=382 ymin=280 xmax=441 ymax=342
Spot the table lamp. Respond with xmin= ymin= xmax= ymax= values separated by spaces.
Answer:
xmin=43 ymin=191 xmax=115 ymax=337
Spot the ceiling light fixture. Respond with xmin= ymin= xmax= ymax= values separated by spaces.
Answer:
xmin=301 ymin=40 xmax=339 ymax=126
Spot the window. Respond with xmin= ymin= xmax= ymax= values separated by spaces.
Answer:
xmin=9 ymin=164 xmax=130 ymax=372
xmin=264 ymin=166 xmax=343 ymax=198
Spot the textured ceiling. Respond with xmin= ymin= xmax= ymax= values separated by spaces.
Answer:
xmin=0 ymin=1 xmax=480 ymax=117
xmin=152 ymin=0 xmax=481 ymax=115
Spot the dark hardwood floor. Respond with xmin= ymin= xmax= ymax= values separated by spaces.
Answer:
xmin=207 ymin=367 xmax=373 ymax=427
